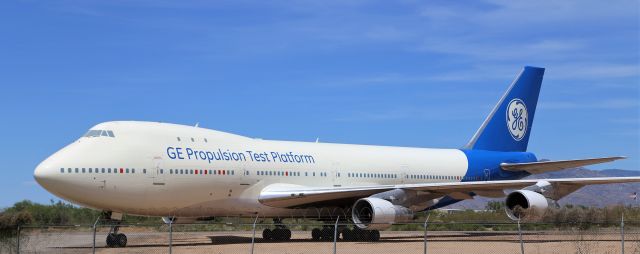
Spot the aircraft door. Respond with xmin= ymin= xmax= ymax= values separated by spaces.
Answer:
xmin=331 ymin=162 xmax=340 ymax=187
xmin=240 ymin=168 xmax=251 ymax=185
xmin=151 ymin=156 xmax=166 ymax=187
xmin=400 ymin=165 xmax=409 ymax=184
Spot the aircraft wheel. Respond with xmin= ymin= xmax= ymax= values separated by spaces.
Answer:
xmin=116 ymin=233 xmax=127 ymax=247
xmin=370 ymin=230 xmax=380 ymax=242
xmin=342 ymin=228 xmax=354 ymax=241
xmin=311 ymin=228 xmax=321 ymax=241
xmin=273 ymin=228 xmax=283 ymax=241
xmin=351 ymin=228 xmax=363 ymax=241
xmin=262 ymin=228 xmax=272 ymax=240
xmin=106 ymin=233 xmax=117 ymax=247
xmin=360 ymin=230 xmax=370 ymax=242
xmin=321 ymin=227 xmax=334 ymax=241
xmin=283 ymin=229 xmax=292 ymax=241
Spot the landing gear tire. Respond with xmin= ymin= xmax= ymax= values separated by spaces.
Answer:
xmin=265 ymin=218 xmax=291 ymax=241
xmin=262 ymin=228 xmax=272 ymax=240
xmin=266 ymin=228 xmax=291 ymax=241
xmin=369 ymin=230 xmax=380 ymax=242
xmin=106 ymin=233 xmax=127 ymax=247
xmin=116 ymin=233 xmax=127 ymax=247
xmin=321 ymin=227 xmax=334 ymax=241
xmin=342 ymin=228 xmax=354 ymax=241
xmin=361 ymin=230 xmax=370 ymax=241
xmin=273 ymin=228 xmax=283 ymax=241
xmin=311 ymin=228 xmax=321 ymax=241
xmin=106 ymin=233 xmax=117 ymax=247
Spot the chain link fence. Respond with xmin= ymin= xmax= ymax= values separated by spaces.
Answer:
xmin=5 ymin=219 xmax=640 ymax=254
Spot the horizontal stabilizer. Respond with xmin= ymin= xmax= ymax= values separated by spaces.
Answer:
xmin=500 ymin=156 xmax=625 ymax=174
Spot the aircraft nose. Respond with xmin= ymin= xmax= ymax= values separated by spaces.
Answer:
xmin=34 ymin=159 xmax=58 ymax=190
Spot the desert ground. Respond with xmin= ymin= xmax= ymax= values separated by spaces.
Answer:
xmin=17 ymin=227 xmax=640 ymax=254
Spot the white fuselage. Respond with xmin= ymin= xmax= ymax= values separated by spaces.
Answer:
xmin=34 ymin=121 xmax=468 ymax=218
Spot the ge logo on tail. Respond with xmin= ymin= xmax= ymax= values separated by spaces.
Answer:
xmin=506 ymin=98 xmax=528 ymax=141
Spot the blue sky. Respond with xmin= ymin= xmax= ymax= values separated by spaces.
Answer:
xmin=0 ymin=0 xmax=638 ymax=208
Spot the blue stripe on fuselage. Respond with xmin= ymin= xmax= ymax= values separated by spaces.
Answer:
xmin=460 ymin=149 xmax=537 ymax=182
xmin=425 ymin=149 xmax=537 ymax=211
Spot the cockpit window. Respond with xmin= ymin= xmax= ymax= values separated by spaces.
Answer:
xmin=83 ymin=129 xmax=116 ymax=138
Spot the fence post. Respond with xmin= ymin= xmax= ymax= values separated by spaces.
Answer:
xmin=16 ymin=225 xmax=20 ymax=254
xmin=169 ymin=218 xmax=173 ymax=254
xmin=333 ymin=216 xmax=339 ymax=254
xmin=250 ymin=214 xmax=259 ymax=254
xmin=92 ymin=217 xmax=100 ymax=254
xmin=621 ymin=212 xmax=624 ymax=254
xmin=517 ymin=219 xmax=524 ymax=254
xmin=423 ymin=214 xmax=430 ymax=254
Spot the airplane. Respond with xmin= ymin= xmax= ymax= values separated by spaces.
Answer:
xmin=34 ymin=66 xmax=640 ymax=247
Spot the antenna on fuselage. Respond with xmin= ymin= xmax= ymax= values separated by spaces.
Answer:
xmin=315 ymin=137 xmax=320 ymax=143
xmin=195 ymin=122 xmax=199 ymax=127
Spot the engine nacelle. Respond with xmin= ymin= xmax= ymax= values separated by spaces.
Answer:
xmin=505 ymin=190 xmax=552 ymax=220
xmin=351 ymin=197 xmax=414 ymax=230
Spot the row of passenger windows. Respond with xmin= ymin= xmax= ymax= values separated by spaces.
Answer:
xmin=405 ymin=174 xmax=483 ymax=181
xmin=60 ymin=167 xmax=476 ymax=181
xmin=59 ymin=167 xmax=236 ymax=176
xmin=169 ymin=169 xmax=234 ymax=175
xmin=61 ymin=167 xmax=140 ymax=174
xmin=254 ymin=171 xmax=327 ymax=177
xmin=347 ymin=173 xmax=398 ymax=179
xmin=408 ymin=174 xmax=460 ymax=180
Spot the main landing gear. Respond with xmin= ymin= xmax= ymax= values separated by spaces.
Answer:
xmin=310 ymin=225 xmax=380 ymax=242
xmin=103 ymin=212 xmax=127 ymax=248
xmin=262 ymin=218 xmax=292 ymax=241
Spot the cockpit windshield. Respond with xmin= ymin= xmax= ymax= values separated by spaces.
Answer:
xmin=83 ymin=129 xmax=115 ymax=138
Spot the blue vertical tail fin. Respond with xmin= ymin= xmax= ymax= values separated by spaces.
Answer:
xmin=464 ymin=66 xmax=545 ymax=152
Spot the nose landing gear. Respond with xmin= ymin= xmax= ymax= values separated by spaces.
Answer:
xmin=103 ymin=211 xmax=128 ymax=248
xmin=106 ymin=229 xmax=127 ymax=248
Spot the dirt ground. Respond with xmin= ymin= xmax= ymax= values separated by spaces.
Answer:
xmin=18 ymin=230 xmax=640 ymax=254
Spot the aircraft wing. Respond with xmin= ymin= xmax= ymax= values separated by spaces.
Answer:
xmin=500 ymin=156 xmax=625 ymax=174
xmin=258 ymin=177 xmax=640 ymax=208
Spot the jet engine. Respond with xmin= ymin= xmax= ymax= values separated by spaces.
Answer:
xmin=504 ymin=190 xmax=552 ymax=220
xmin=351 ymin=197 xmax=414 ymax=230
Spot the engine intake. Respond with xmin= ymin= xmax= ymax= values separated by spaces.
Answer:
xmin=505 ymin=190 xmax=551 ymax=220
xmin=352 ymin=197 xmax=413 ymax=230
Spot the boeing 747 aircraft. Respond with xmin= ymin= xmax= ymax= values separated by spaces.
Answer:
xmin=34 ymin=66 xmax=640 ymax=247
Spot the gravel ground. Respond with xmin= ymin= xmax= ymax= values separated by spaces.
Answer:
xmin=17 ymin=229 xmax=640 ymax=254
